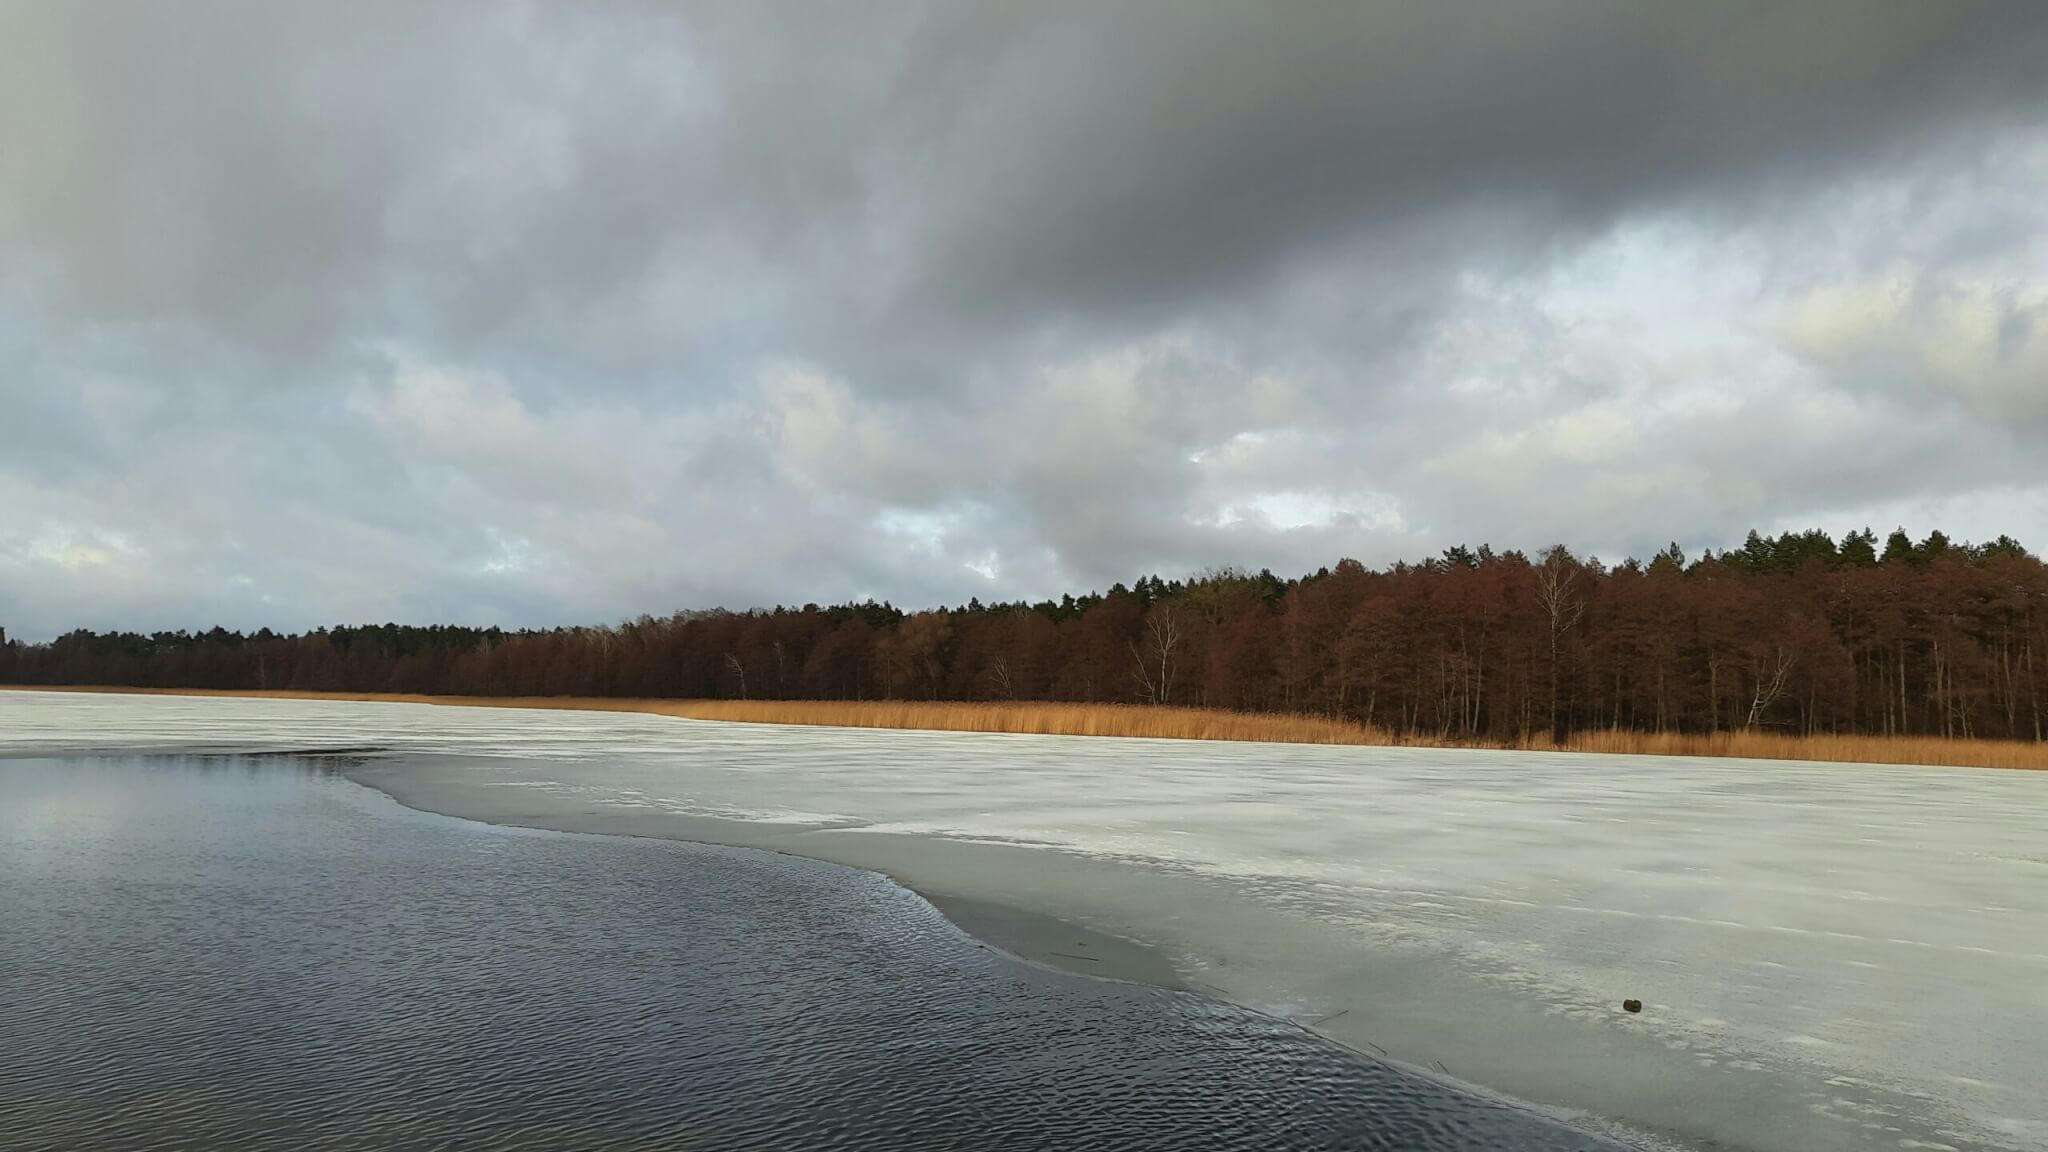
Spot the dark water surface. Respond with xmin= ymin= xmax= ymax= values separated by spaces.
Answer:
xmin=0 ymin=756 xmax=1632 ymax=1151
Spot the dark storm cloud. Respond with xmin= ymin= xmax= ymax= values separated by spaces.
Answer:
xmin=891 ymin=3 xmax=2048 ymax=333
xmin=2 ymin=2 xmax=2046 ymax=637
xmin=11 ymin=2 xmax=2044 ymax=359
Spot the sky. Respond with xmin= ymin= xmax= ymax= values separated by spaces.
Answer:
xmin=3 ymin=2 xmax=2046 ymax=639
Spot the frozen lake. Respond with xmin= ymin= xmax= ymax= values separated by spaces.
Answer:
xmin=6 ymin=690 xmax=2045 ymax=1152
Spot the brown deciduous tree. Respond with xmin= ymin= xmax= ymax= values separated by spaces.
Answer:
xmin=8 ymin=529 xmax=2044 ymax=746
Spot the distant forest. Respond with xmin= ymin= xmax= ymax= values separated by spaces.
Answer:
xmin=6 ymin=528 xmax=2044 ymax=743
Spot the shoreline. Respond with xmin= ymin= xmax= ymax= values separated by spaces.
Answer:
xmin=9 ymin=683 xmax=2047 ymax=770
xmin=344 ymin=757 xmax=1188 ymax=991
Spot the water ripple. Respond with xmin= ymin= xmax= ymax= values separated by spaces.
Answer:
xmin=0 ymin=756 xmax=1630 ymax=1151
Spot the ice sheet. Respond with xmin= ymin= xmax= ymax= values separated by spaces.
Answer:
xmin=6 ymin=689 xmax=2044 ymax=1151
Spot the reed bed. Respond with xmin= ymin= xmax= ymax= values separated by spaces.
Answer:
xmin=1558 ymin=726 xmax=2048 ymax=770
xmin=660 ymin=699 xmax=1415 ymax=745
xmin=9 ymin=685 xmax=2045 ymax=768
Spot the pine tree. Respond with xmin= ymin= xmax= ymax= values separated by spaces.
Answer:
xmin=1882 ymin=528 xmax=1916 ymax=566
xmin=1840 ymin=528 xmax=1879 ymax=567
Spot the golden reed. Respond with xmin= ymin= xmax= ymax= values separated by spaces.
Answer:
xmin=9 ymin=685 xmax=2045 ymax=770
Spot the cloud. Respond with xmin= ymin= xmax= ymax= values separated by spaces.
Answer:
xmin=3 ymin=3 xmax=2047 ymax=637
xmin=1782 ymin=271 xmax=2048 ymax=431
xmin=349 ymin=359 xmax=624 ymax=505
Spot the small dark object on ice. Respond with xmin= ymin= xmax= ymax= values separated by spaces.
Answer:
xmin=1622 ymin=999 xmax=1643 ymax=1013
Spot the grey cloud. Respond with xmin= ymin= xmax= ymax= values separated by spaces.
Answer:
xmin=4 ymin=2 xmax=2048 ymax=637
xmin=890 ymin=3 xmax=2048 ymax=336
xmin=12 ymin=3 xmax=2046 ymax=362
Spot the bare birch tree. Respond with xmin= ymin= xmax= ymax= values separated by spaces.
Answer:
xmin=1743 ymin=646 xmax=1796 ymax=729
xmin=1129 ymin=604 xmax=1183 ymax=706
xmin=1535 ymin=546 xmax=1586 ymax=743
xmin=984 ymin=653 xmax=1016 ymax=700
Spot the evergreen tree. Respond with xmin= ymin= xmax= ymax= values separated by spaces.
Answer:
xmin=1839 ymin=528 xmax=1879 ymax=567
xmin=1738 ymin=530 xmax=1773 ymax=572
xmin=1881 ymin=528 xmax=1916 ymax=566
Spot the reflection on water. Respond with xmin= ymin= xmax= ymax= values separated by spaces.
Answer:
xmin=0 ymin=756 xmax=1628 ymax=1151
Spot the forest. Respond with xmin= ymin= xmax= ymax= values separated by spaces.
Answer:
xmin=5 ymin=528 xmax=2044 ymax=744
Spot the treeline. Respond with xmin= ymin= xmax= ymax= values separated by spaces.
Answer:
xmin=4 ymin=527 xmax=2044 ymax=743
